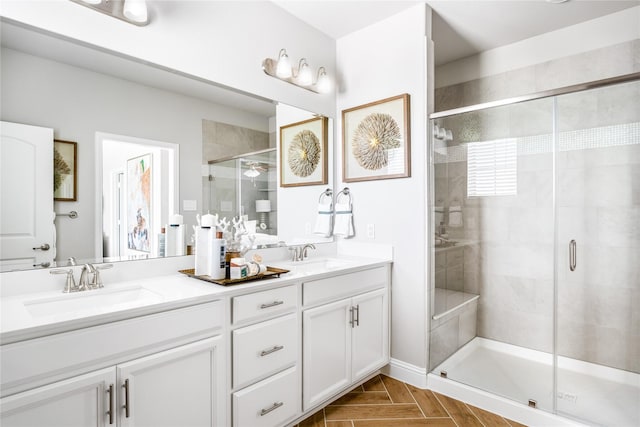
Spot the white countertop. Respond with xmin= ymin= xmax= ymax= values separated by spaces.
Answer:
xmin=0 ymin=254 xmax=391 ymax=344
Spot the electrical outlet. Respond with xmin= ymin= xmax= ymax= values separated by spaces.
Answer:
xmin=183 ymin=200 xmax=197 ymax=211
xmin=366 ymin=223 xmax=375 ymax=239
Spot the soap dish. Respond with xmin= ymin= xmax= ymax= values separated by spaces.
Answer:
xmin=178 ymin=267 xmax=289 ymax=286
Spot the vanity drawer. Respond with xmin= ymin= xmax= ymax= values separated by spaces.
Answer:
xmin=232 ymin=285 xmax=297 ymax=324
xmin=233 ymin=313 xmax=297 ymax=389
xmin=303 ymin=266 xmax=388 ymax=307
xmin=233 ymin=366 xmax=299 ymax=427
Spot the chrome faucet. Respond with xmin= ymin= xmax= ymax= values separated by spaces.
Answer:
xmin=78 ymin=263 xmax=114 ymax=291
xmin=288 ymin=244 xmax=316 ymax=262
xmin=50 ymin=268 xmax=78 ymax=293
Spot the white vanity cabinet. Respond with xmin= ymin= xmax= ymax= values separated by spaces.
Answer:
xmin=230 ymin=285 xmax=300 ymax=427
xmin=302 ymin=266 xmax=389 ymax=411
xmin=1 ymin=300 xmax=226 ymax=427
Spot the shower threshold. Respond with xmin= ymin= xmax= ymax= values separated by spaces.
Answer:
xmin=430 ymin=337 xmax=639 ymax=427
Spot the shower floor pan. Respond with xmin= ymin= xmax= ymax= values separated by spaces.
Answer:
xmin=431 ymin=337 xmax=639 ymax=427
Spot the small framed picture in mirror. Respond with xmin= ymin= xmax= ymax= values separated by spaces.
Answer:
xmin=342 ymin=93 xmax=411 ymax=182
xmin=53 ymin=139 xmax=77 ymax=201
xmin=280 ymin=116 xmax=328 ymax=187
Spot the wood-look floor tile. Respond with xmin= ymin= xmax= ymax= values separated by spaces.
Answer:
xmin=353 ymin=419 xmax=457 ymax=427
xmin=330 ymin=391 xmax=391 ymax=406
xmin=380 ymin=374 xmax=414 ymax=403
xmin=362 ymin=375 xmax=386 ymax=391
xmin=297 ymin=409 xmax=325 ymax=427
xmin=434 ymin=392 xmax=484 ymax=427
xmin=325 ymin=403 xmax=423 ymax=420
xmin=467 ymin=403 xmax=512 ymax=426
xmin=407 ymin=385 xmax=449 ymax=417
xmin=327 ymin=421 xmax=353 ymax=427
xmin=507 ymin=418 xmax=529 ymax=427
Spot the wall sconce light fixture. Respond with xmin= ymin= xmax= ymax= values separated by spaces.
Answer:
xmin=262 ymin=49 xmax=332 ymax=94
xmin=70 ymin=0 xmax=150 ymax=26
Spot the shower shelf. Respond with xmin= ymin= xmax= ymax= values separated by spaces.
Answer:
xmin=433 ymin=288 xmax=479 ymax=321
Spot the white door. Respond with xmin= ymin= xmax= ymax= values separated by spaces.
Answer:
xmin=117 ymin=337 xmax=225 ymax=427
xmin=351 ymin=288 xmax=389 ymax=381
xmin=0 ymin=368 xmax=114 ymax=427
xmin=0 ymin=121 xmax=55 ymax=269
xmin=302 ymin=298 xmax=352 ymax=411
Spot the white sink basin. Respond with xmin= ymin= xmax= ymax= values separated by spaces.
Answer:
xmin=284 ymin=258 xmax=354 ymax=273
xmin=24 ymin=285 xmax=164 ymax=318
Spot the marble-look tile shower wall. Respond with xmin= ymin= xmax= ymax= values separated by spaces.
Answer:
xmin=433 ymin=79 xmax=639 ymax=372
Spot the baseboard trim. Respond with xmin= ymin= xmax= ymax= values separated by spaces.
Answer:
xmin=381 ymin=358 xmax=428 ymax=389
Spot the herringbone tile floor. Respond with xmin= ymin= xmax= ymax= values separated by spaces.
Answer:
xmin=297 ymin=374 xmax=527 ymax=427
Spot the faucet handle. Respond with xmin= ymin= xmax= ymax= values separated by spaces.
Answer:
xmin=50 ymin=268 xmax=77 ymax=293
xmin=92 ymin=264 xmax=113 ymax=288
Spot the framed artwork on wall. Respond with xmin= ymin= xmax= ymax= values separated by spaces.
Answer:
xmin=53 ymin=139 xmax=77 ymax=201
xmin=280 ymin=116 xmax=328 ymax=187
xmin=126 ymin=153 xmax=152 ymax=253
xmin=342 ymin=93 xmax=411 ymax=182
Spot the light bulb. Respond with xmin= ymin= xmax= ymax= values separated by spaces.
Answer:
xmin=276 ymin=49 xmax=292 ymax=79
xmin=123 ymin=0 xmax=148 ymax=23
xmin=297 ymin=59 xmax=313 ymax=86
xmin=316 ymin=67 xmax=331 ymax=93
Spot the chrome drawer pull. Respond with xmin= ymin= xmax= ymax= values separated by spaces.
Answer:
xmin=260 ymin=345 xmax=284 ymax=357
xmin=260 ymin=401 xmax=283 ymax=416
xmin=260 ymin=300 xmax=284 ymax=309
xmin=123 ymin=379 xmax=130 ymax=418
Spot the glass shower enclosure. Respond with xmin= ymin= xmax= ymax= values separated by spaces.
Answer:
xmin=205 ymin=148 xmax=277 ymax=241
xmin=428 ymin=77 xmax=639 ymax=426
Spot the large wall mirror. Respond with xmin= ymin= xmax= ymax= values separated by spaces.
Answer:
xmin=0 ymin=20 xmax=334 ymax=272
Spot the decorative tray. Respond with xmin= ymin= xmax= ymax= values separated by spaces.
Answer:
xmin=178 ymin=267 xmax=290 ymax=286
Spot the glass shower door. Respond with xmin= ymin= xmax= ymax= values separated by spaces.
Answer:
xmin=429 ymin=96 xmax=556 ymax=411
xmin=555 ymin=79 xmax=640 ymax=426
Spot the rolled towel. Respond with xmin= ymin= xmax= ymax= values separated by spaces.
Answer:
xmin=314 ymin=202 xmax=334 ymax=236
xmin=449 ymin=205 xmax=463 ymax=227
xmin=334 ymin=202 xmax=354 ymax=238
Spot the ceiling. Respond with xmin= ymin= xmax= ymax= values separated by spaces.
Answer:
xmin=272 ymin=0 xmax=639 ymax=66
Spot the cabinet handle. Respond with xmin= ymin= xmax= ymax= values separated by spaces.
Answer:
xmin=260 ymin=401 xmax=284 ymax=416
xmin=260 ymin=300 xmax=284 ymax=309
xmin=354 ymin=304 xmax=360 ymax=327
xmin=123 ymin=379 xmax=130 ymax=418
xmin=349 ymin=306 xmax=355 ymax=328
xmin=569 ymin=239 xmax=577 ymax=271
xmin=107 ymin=384 xmax=114 ymax=425
xmin=260 ymin=345 xmax=284 ymax=357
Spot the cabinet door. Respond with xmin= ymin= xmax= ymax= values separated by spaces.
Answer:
xmin=302 ymin=298 xmax=352 ymax=411
xmin=0 ymin=367 xmax=114 ymax=427
xmin=118 ymin=336 xmax=225 ymax=427
xmin=352 ymin=288 xmax=389 ymax=381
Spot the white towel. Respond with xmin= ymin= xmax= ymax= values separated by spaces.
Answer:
xmin=314 ymin=202 xmax=334 ymax=236
xmin=334 ymin=202 xmax=354 ymax=238
xmin=449 ymin=205 xmax=463 ymax=227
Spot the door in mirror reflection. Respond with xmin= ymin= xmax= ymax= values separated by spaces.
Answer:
xmin=0 ymin=121 xmax=55 ymax=270
xmin=100 ymin=133 xmax=178 ymax=261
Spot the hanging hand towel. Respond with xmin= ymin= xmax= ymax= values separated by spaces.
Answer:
xmin=449 ymin=205 xmax=463 ymax=227
xmin=314 ymin=202 xmax=334 ymax=236
xmin=334 ymin=202 xmax=355 ymax=238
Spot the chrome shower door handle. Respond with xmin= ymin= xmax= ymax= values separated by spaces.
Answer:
xmin=569 ymin=240 xmax=577 ymax=271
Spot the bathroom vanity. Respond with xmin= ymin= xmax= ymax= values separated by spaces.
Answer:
xmin=0 ymin=254 xmax=390 ymax=427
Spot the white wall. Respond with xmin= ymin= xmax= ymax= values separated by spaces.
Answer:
xmin=276 ymin=103 xmax=334 ymax=245
xmin=1 ymin=47 xmax=270 ymax=261
xmin=336 ymin=4 xmax=429 ymax=371
xmin=435 ymin=5 xmax=640 ymax=88
xmin=0 ymin=0 xmax=336 ymax=117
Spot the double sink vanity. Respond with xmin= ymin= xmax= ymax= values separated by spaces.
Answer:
xmin=0 ymin=249 xmax=391 ymax=427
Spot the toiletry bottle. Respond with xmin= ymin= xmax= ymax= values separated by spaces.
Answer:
xmin=158 ymin=227 xmax=166 ymax=257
